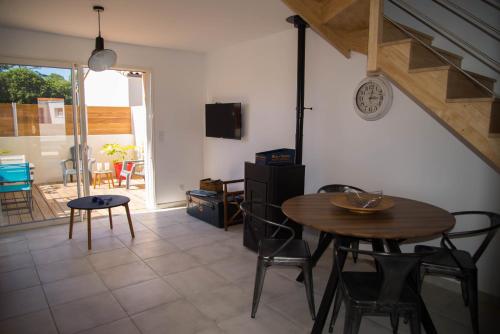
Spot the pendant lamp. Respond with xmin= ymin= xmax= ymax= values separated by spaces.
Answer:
xmin=88 ymin=6 xmax=117 ymax=72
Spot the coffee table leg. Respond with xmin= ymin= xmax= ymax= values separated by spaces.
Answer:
xmin=87 ymin=210 xmax=92 ymax=250
xmin=311 ymin=236 xmax=349 ymax=334
xmin=297 ymin=231 xmax=333 ymax=282
xmin=108 ymin=208 xmax=113 ymax=229
xmin=69 ymin=208 xmax=75 ymax=239
xmin=124 ymin=203 xmax=135 ymax=238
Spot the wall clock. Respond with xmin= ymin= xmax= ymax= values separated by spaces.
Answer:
xmin=353 ymin=75 xmax=393 ymax=121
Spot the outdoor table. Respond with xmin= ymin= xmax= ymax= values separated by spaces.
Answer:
xmin=282 ymin=192 xmax=455 ymax=334
xmin=92 ymin=170 xmax=115 ymax=189
xmin=67 ymin=195 xmax=135 ymax=249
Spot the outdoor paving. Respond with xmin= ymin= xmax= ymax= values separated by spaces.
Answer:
xmin=0 ymin=208 xmax=497 ymax=333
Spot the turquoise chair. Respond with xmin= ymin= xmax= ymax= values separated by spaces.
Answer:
xmin=0 ymin=163 xmax=32 ymax=215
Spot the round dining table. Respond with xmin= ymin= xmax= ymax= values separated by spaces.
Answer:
xmin=282 ymin=193 xmax=455 ymax=334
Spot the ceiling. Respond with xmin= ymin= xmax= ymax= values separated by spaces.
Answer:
xmin=0 ymin=0 xmax=294 ymax=52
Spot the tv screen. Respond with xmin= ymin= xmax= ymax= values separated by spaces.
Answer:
xmin=205 ymin=103 xmax=242 ymax=140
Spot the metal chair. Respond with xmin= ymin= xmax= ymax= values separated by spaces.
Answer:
xmin=0 ymin=163 xmax=33 ymax=216
xmin=329 ymin=246 xmax=436 ymax=334
xmin=222 ymin=179 xmax=244 ymax=231
xmin=317 ymin=185 xmax=365 ymax=262
xmin=414 ymin=211 xmax=500 ymax=334
xmin=119 ymin=160 xmax=144 ymax=189
xmin=240 ymin=201 xmax=316 ymax=320
xmin=61 ymin=158 xmax=95 ymax=186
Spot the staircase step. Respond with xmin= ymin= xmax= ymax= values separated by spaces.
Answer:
xmin=410 ymin=42 xmax=462 ymax=69
xmin=323 ymin=0 xmax=370 ymax=32
xmin=382 ymin=19 xmax=434 ymax=45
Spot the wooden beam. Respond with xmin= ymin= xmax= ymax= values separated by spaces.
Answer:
xmin=367 ymin=0 xmax=383 ymax=72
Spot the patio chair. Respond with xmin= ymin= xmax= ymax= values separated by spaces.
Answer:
xmin=60 ymin=158 xmax=95 ymax=186
xmin=0 ymin=163 xmax=33 ymax=216
xmin=414 ymin=211 xmax=500 ymax=334
xmin=119 ymin=160 xmax=144 ymax=189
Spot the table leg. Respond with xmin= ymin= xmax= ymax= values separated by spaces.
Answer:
xmin=297 ymin=231 xmax=334 ymax=282
xmin=110 ymin=174 xmax=115 ymax=188
xmin=311 ymin=236 xmax=350 ymax=334
xmin=108 ymin=208 xmax=113 ymax=229
xmin=385 ymin=239 xmax=437 ymax=334
xmin=68 ymin=208 xmax=75 ymax=239
xmin=93 ymin=174 xmax=96 ymax=189
xmin=107 ymin=173 xmax=111 ymax=189
xmin=124 ymin=203 xmax=135 ymax=238
xmin=87 ymin=210 xmax=92 ymax=250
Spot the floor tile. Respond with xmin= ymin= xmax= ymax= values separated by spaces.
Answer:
xmin=112 ymin=278 xmax=181 ymax=315
xmin=217 ymin=305 xmax=304 ymax=334
xmin=0 ymin=252 xmax=34 ymax=273
xmin=98 ymin=261 xmax=157 ymax=290
xmin=27 ymin=234 xmax=71 ymax=251
xmin=187 ymin=243 xmax=236 ymax=264
xmin=0 ymin=267 xmax=39 ymax=293
xmin=0 ymin=286 xmax=48 ymax=320
xmin=129 ymin=239 xmax=178 ymax=259
xmin=267 ymin=289 xmax=321 ymax=331
xmin=132 ymin=299 xmax=216 ymax=334
xmin=145 ymin=252 xmax=200 ymax=276
xmin=88 ymin=248 xmax=140 ymax=271
xmin=117 ymin=230 xmax=160 ymax=247
xmin=164 ymin=266 xmax=227 ymax=297
xmin=0 ymin=232 xmax=25 ymax=245
xmin=51 ymin=292 xmax=126 ymax=334
xmin=31 ymin=244 xmax=87 ymax=265
xmin=208 ymin=255 xmax=257 ymax=282
xmin=0 ymin=240 xmax=29 ymax=256
xmin=76 ymin=236 xmax=125 ymax=253
xmin=0 ymin=309 xmax=57 ymax=334
xmin=43 ymin=272 xmax=107 ymax=306
xmin=77 ymin=317 xmax=140 ymax=334
xmin=188 ymin=284 xmax=251 ymax=321
xmin=153 ymin=224 xmax=193 ymax=239
xmin=36 ymin=257 xmax=94 ymax=283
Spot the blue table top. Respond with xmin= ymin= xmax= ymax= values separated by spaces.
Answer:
xmin=67 ymin=195 xmax=130 ymax=209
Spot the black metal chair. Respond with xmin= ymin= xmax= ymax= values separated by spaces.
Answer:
xmin=317 ymin=185 xmax=365 ymax=262
xmin=329 ymin=246 xmax=436 ymax=334
xmin=240 ymin=201 xmax=315 ymax=320
xmin=414 ymin=211 xmax=500 ymax=334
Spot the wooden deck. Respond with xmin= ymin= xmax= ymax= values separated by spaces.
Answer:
xmin=0 ymin=179 xmax=147 ymax=227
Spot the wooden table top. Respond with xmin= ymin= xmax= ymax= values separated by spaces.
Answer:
xmin=282 ymin=193 xmax=455 ymax=240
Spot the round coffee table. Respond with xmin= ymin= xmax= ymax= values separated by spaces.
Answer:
xmin=67 ymin=195 xmax=135 ymax=250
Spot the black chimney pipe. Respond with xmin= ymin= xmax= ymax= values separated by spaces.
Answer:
xmin=287 ymin=15 xmax=309 ymax=165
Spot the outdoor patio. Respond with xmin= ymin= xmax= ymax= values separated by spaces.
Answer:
xmin=0 ymin=178 xmax=146 ymax=226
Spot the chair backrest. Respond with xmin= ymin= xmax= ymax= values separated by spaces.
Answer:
xmin=317 ymin=184 xmax=365 ymax=193
xmin=70 ymin=145 xmax=92 ymax=161
xmin=444 ymin=211 xmax=500 ymax=263
xmin=240 ymin=201 xmax=295 ymax=258
xmin=336 ymin=246 xmax=435 ymax=304
xmin=0 ymin=163 xmax=30 ymax=184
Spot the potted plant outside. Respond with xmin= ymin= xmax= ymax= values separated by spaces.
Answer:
xmin=100 ymin=144 xmax=137 ymax=179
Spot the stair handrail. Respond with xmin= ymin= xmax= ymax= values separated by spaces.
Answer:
xmin=388 ymin=0 xmax=500 ymax=74
xmin=481 ymin=0 xmax=500 ymax=11
xmin=432 ymin=0 xmax=500 ymax=41
xmin=384 ymin=16 xmax=498 ymax=99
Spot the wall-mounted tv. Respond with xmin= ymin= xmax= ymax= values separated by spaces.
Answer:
xmin=205 ymin=103 xmax=242 ymax=140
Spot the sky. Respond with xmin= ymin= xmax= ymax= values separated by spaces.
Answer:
xmin=32 ymin=66 xmax=71 ymax=81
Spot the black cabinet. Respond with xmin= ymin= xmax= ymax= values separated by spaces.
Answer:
xmin=243 ymin=162 xmax=305 ymax=251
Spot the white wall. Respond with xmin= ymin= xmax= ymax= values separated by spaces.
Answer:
xmin=84 ymin=70 xmax=130 ymax=107
xmin=0 ymin=26 xmax=206 ymax=204
xmin=205 ymin=29 xmax=500 ymax=296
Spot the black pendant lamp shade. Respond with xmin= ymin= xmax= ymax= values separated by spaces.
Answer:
xmin=88 ymin=6 xmax=117 ymax=72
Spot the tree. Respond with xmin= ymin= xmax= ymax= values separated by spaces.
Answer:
xmin=0 ymin=67 xmax=72 ymax=104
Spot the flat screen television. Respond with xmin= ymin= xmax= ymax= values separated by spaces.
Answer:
xmin=205 ymin=103 xmax=242 ymax=140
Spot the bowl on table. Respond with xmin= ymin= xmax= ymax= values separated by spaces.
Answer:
xmin=330 ymin=190 xmax=394 ymax=214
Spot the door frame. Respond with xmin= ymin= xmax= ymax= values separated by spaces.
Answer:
xmin=0 ymin=56 xmax=157 ymax=209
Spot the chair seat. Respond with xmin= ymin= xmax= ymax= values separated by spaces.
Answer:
xmin=415 ymin=245 xmax=476 ymax=271
xmin=342 ymin=272 xmax=419 ymax=306
xmin=0 ymin=183 xmax=31 ymax=193
xmin=258 ymin=239 xmax=311 ymax=260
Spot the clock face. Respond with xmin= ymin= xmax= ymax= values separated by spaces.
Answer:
xmin=353 ymin=76 xmax=393 ymax=121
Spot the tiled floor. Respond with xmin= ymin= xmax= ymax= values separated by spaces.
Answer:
xmin=0 ymin=208 xmax=497 ymax=334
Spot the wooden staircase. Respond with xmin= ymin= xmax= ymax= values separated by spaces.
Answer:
xmin=282 ymin=0 xmax=500 ymax=172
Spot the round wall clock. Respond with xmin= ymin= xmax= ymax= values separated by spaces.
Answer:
xmin=353 ymin=75 xmax=393 ymax=121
